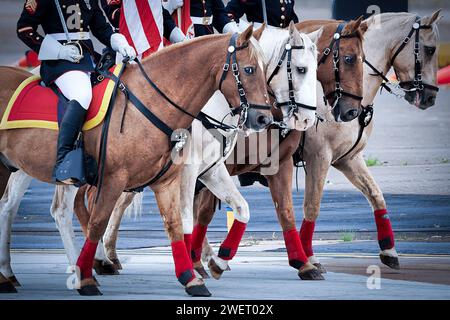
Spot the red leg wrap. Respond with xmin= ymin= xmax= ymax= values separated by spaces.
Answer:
xmin=76 ymin=239 xmax=98 ymax=279
xmin=374 ymin=209 xmax=395 ymax=250
xmin=218 ymin=220 xmax=246 ymax=261
xmin=184 ymin=234 xmax=192 ymax=258
xmin=283 ymin=228 xmax=308 ymax=269
xmin=191 ymin=224 xmax=208 ymax=262
xmin=299 ymin=219 xmax=315 ymax=258
xmin=171 ymin=240 xmax=195 ymax=286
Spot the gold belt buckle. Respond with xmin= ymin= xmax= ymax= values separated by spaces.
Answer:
xmin=202 ymin=16 xmax=210 ymax=25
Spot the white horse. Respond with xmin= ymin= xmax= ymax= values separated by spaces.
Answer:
xmin=0 ymin=23 xmax=321 ymax=291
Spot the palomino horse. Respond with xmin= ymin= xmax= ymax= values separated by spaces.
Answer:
xmin=0 ymin=28 xmax=273 ymax=296
xmin=86 ymin=23 xmax=322 ymax=279
xmin=0 ymin=22 xmax=321 ymax=290
xmin=180 ymin=18 xmax=368 ymax=279
xmin=195 ymin=11 xmax=442 ymax=277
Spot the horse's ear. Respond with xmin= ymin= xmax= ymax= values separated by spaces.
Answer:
xmin=360 ymin=20 xmax=369 ymax=34
xmin=347 ymin=15 xmax=363 ymax=34
xmin=423 ymin=9 xmax=443 ymax=26
xmin=306 ymin=27 xmax=323 ymax=47
xmin=237 ymin=25 xmax=253 ymax=47
xmin=253 ymin=23 xmax=266 ymax=41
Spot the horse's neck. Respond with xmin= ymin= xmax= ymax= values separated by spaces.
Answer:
xmin=129 ymin=37 xmax=225 ymax=129
xmin=362 ymin=13 xmax=415 ymax=107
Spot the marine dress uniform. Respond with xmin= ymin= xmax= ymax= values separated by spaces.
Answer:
xmin=226 ymin=0 xmax=299 ymax=28
xmin=17 ymin=0 xmax=136 ymax=184
xmin=190 ymin=0 xmax=238 ymax=36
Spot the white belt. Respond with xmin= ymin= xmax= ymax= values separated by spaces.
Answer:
xmin=191 ymin=16 xmax=213 ymax=25
xmin=49 ymin=32 xmax=91 ymax=41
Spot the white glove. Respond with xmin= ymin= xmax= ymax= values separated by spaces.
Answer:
xmin=163 ymin=0 xmax=183 ymax=15
xmin=58 ymin=45 xmax=83 ymax=63
xmin=222 ymin=22 xmax=240 ymax=34
xmin=169 ymin=27 xmax=187 ymax=43
xmin=110 ymin=33 xmax=136 ymax=60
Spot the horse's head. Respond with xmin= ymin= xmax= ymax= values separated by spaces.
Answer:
xmin=217 ymin=26 xmax=272 ymax=133
xmin=257 ymin=22 xmax=320 ymax=131
xmin=313 ymin=17 xmax=367 ymax=122
xmin=388 ymin=10 xmax=442 ymax=110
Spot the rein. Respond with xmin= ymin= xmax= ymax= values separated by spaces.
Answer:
xmin=319 ymin=23 xmax=363 ymax=108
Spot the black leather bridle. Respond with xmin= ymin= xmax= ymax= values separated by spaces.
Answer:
xmin=267 ymin=40 xmax=317 ymax=119
xmin=318 ymin=23 xmax=364 ymax=108
xmin=219 ymin=33 xmax=271 ymax=128
xmin=390 ymin=16 xmax=439 ymax=93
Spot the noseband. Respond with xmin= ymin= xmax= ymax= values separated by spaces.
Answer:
xmin=219 ymin=33 xmax=271 ymax=128
xmin=318 ymin=23 xmax=364 ymax=108
xmin=267 ymin=40 xmax=317 ymax=118
xmin=390 ymin=17 xmax=439 ymax=93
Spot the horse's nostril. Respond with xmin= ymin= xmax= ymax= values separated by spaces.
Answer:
xmin=256 ymin=115 xmax=271 ymax=126
xmin=346 ymin=109 xmax=358 ymax=119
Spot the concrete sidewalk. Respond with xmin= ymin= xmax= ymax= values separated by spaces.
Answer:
xmin=1 ymin=246 xmax=450 ymax=300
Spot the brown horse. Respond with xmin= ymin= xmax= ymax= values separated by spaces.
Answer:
xmin=0 ymin=27 xmax=272 ymax=296
xmin=191 ymin=18 xmax=367 ymax=279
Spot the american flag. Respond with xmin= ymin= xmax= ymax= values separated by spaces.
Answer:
xmin=119 ymin=0 xmax=164 ymax=58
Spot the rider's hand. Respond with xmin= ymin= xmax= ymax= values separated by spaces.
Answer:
xmin=110 ymin=33 xmax=137 ymax=60
xmin=163 ymin=0 xmax=183 ymax=14
xmin=57 ymin=45 xmax=82 ymax=63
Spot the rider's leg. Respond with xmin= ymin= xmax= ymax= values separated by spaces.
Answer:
xmin=53 ymin=71 xmax=92 ymax=183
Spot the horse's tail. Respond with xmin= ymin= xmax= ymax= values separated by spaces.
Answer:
xmin=123 ymin=191 xmax=144 ymax=220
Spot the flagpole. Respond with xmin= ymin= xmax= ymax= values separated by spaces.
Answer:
xmin=261 ymin=0 xmax=268 ymax=25
xmin=177 ymin=8 xmax=182 ymax=26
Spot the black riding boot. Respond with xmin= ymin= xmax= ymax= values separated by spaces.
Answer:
xmin=52 ymin=100 xmax=87 ymax=184
xmin=238 ymin=172 xmax=269 ymax=188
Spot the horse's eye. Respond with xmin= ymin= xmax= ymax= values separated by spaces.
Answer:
xmin=244 ymin=66 xmax=255 ymax=75
xmin=425 ymin=46 xmax=436 ymax=56
xmin=344 ymin=55 xmax=356 ymax=65
xmin=297 ymin=66 xmax=307 ymax=74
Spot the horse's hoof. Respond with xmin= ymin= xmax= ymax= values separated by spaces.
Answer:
xmin=0 ymin=280 xmax=17 ymax=293
xmin=298 ymin=268 xmax=325 ymax=280
xmin=77 ymin=284 xmax=103 ymax=296
xmin=185 ymin=284 xmax=212 ymax=297
xmin=8 ymin=276 xmax=21 ymax=287
xmin=94 ymin=259 xmax=120 ymax=275
xmin=208 ymin=259 xmax=225 ymax=280
xmin=110 ymin=258 xmax=123 ymax=270
xmin=313 ymin=263 xmax=327 ymax=274
xmin=380 ymin=254 xmax=400 ymax=270
xmin=194 ymin=263 xmax=210 ymax=279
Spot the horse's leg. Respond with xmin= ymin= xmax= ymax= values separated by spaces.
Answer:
xmin=192 ymin=188 xmax=216 ymax=279
xmin=333 ymin=154 xmax=399 ymax=269
xmin=300 ymin=153 xmax=332 ymax=274
xmin=103 ymin=192 xmax=136 ymax=270
xmin=74 ymin=175 xmax=126 ymax=296
xmin=198 ymin=163 xmax=249 ymax=280
xmin=266 ymin=159 xmax=323 ymax=280
xmin=0 ymin=171 xmax=32 ymax=290
xmin=73 ymin=185 xmax=118 ymax=275
xmin=50 ymin=185 xmax=80 ymax=267
xmin=153 ymin=175 xmax=211 ymax=297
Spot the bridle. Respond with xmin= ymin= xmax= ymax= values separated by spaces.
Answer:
xmin=390 ymin=16 xmax=439 ymax=93
xmin=219 ymin=33 xmax=271 ymax=129
xmin=318 ymin=23 xmax=363 ymax=109
xmin=266 ymin=39 xmax=317 ymax=121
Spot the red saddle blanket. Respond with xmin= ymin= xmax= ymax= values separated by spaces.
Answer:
xmin=0 ymin=65 xmax=122 ymax=131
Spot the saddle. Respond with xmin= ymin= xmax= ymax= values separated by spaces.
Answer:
xmin=0 ymin=64 xmax=121 ymax=131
